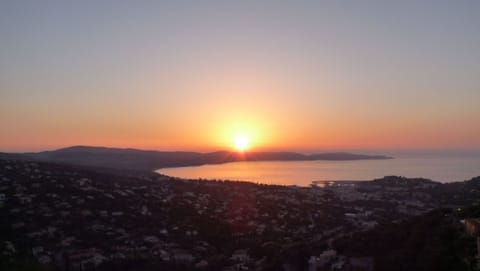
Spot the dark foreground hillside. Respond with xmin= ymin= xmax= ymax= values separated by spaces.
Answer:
xmin=333 ymin=208 xmax=479 ymax=271
xmin=0 ymin=158 xmax=479 ymax=271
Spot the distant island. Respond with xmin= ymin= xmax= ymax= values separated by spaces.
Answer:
xmin=0 ymin=146 xmax=392 ymax=171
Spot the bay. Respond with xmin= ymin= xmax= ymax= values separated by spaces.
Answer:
xmin=157 ymin=152 xmax=480 ymax=186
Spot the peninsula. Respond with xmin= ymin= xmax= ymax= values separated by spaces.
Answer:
xmin=1 ymin=146 xmax=392 ymax=171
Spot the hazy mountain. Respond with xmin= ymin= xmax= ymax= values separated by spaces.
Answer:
xmin=16 ymin=146 xmax=392 ymax=171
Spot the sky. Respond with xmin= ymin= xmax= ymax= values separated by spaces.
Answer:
xmin=1 ymin=1 xmax=480 ymax=152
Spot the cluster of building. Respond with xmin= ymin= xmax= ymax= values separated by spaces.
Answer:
xmin=308 ymin=249 xmax=374 ymax=271
xmin=1 ymin=159 xmax=479 ymax=270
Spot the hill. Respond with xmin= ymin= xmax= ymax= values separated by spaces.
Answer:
xmin=1 ymin=158 xmax=478 ymax=271
xmin=10 ymin=146 xmax=393 ymax=171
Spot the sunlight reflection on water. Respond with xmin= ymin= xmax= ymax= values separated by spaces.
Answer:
xmin=157 ymin=154 xmax=480 ymax=186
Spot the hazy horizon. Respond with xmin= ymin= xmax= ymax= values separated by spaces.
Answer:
xmin=3 ymin=144 xmax=480 ymax=158
xmin=1 ymin=1 xmax=480 ymax=152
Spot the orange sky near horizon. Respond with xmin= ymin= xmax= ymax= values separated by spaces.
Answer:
xmin=2 ymin=98 xmax=479 ymax=153
xmin=2 ymin=62 xmax=480 ymax=152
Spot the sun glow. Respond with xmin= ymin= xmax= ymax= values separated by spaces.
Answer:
xmin=207 ymin=113 xmax=276 ymax=152
xmin=233 ymin=135 xmax=250 ymax=152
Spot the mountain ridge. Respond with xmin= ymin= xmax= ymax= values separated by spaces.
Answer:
xmin=3 ymin=145 xmax=392 ymax=171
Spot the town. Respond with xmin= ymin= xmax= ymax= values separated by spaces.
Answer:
xmin=1 ymin=158 xmax=479 ymax=271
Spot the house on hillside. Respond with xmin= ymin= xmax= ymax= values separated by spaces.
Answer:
xmin=465 ymin=218 xmax=480 ymax=236
xmin=465 ymin=218 xmax=480 ymax=258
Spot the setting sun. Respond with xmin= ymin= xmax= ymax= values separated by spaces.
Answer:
xmin=233 ymin=135 xmax=250 ymax=152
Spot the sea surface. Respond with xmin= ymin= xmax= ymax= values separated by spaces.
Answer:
xmin=156 ymin=151 xmax=480 ymax=186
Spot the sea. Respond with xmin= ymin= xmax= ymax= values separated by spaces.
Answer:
xmin=156 ymin=150 xmax=480 ymax=186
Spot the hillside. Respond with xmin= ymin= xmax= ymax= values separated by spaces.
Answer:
xmin=1 ymin=158 xmax=479 ymax=271
xmin=8 ymin=146 xmax=393 ymax=171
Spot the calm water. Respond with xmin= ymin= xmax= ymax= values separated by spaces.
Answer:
xmin=157 ymin=152 xmax=480 ymax=186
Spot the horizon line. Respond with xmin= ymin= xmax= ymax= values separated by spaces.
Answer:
xmin=2 ymin=144 xmax=480 ymax=155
